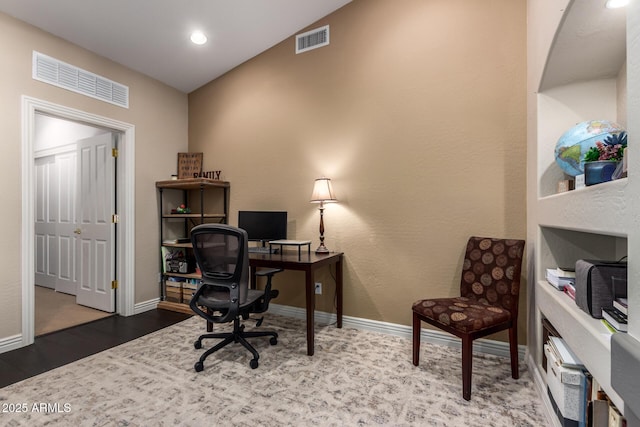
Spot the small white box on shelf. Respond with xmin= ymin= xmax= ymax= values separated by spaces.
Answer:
xmin=544 ymin=344 xmax=586 ymax=426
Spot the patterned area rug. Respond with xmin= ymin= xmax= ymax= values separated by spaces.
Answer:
xmin=0 ymin=314 xmax=547 ymax=426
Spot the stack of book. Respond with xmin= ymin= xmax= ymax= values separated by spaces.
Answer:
xmin=602 ymin=298 xmax=628 ymax=332
xmin=587 ymin=375 xmax=627 ymax=427
xmin=547 ymin=336 xmax=584 ymax=369
xmin=613 ymin=297 xmax=628 ymax=315
xmin=546 ymin=267 xmax=576 ymax=292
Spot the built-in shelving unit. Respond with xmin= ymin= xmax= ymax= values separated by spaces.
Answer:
xmin=527 ymin=0 xmax=637 ymax=424
xmin=537 ymin=276 xmax=623 ymax=411
xmin=156 ymin=178 xmax=230 ymax=313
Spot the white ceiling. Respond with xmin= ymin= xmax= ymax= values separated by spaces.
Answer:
xmin=0 ymin=0 xmax=352 ymax=93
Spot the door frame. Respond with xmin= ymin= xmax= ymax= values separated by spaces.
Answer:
xmin=21 ymin=96 xmax=136 ymax=347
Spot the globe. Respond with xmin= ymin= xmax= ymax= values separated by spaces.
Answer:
xmin=554 ymin=120 xmax=626 ymax=176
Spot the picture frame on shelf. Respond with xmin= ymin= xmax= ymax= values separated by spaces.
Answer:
xmin=177 ymin=152 xmax=203 ymax=179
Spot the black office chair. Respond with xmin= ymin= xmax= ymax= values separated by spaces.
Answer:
xmin=189 ymin=224 xmax=282 ymax=371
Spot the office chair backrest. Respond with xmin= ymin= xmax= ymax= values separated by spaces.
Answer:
xmin=459 ymin=237 xmax=525 ymax=317
xmin=190 ymin=224 xmax=249 ymax=305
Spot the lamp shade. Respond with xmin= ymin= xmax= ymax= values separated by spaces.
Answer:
xmin=310 ymin=177 xmax=337 ymax=203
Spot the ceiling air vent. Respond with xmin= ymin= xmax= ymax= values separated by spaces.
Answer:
xmin=32 ymin=51 xmax=129 ymax=108
xmin=296 ymin=25 xmax=330 ymax=54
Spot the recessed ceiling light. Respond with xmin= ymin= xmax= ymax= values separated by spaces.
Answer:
xmin=605 ymin=0 xmax=628 ymax=8
xmin=190 ymin=31 xmax=207 ymax=45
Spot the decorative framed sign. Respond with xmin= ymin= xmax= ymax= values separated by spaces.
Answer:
xmin=177 ymin=152 xmax=203 ymax=179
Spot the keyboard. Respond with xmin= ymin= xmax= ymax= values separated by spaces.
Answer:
xmin=248 ymin=246 xmax=277 ymax=254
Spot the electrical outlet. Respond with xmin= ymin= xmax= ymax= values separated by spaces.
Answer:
xmin=315 ymin=282 xmax=322 ymax=295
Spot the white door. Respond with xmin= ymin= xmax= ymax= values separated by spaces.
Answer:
xmin=75 ymin=133 xmax=116 ymax=312
xmin=34 ymin=151 xmax=78 ymax=294
xmin=34 ymin=156 xmax=57 ymax=289
xmin=54 ymin=151 xmax=79 ymax=295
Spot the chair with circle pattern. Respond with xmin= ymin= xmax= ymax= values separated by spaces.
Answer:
xmin=411 ymin=236 xmax=525 ymax=400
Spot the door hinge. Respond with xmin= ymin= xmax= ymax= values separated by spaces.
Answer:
xmin=112 ymin=148 xmax=119 ymax=158
xmin=112 ymin=214 xmax=119 ymax=223
xmin=111 ymin=280 xmax=118 ymax=289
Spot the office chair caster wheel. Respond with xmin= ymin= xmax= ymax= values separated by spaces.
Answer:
xmin=270 ymin=337 xmax=277 ymax=345
xmin=194 ymin=340 xmax=202 ymax=349
xmin=194 ymin=361 xmax=204 ymax=372
xmin=250 ymin=359 xmax=259 ymax=369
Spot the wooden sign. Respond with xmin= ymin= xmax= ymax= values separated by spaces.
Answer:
xmin=177 ymin=153 xmax=203 ymax=179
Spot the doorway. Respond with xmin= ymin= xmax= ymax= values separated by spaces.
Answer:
xmin=33 ymin=114 xmax=118 ymax=334
xmin=21 ymin=96 xmax=136 ymax=348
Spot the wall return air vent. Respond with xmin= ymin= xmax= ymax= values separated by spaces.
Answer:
xmin=32 ymin=51 xmax=129 ymax=108
xmin=296 ymin=25 xmax=330 ymax=54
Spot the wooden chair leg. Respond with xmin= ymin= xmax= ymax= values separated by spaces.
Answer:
xmin=412 ymin=312 xmax=421 ymax=366
xmin=461 ymin=336 xmax=472 ymax=401
xmin=509 ymin=325 xmax=519 ymax=379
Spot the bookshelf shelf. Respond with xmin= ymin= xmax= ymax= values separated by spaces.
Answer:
xmin=536 ymin=281 xmax=623 ymax=412
xmin=164 ymin=272 xmax=201 ymax=280
xmin=161 ymin=213 xmax=226 ymax=220
xmin=161 ymin=243 xmax=192 ymax=249
xmin=537 ymin=178 xmax=628 ymax=237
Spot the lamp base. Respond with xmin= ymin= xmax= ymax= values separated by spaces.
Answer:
xmin=315 ymin=245 xmax=330 ymax=254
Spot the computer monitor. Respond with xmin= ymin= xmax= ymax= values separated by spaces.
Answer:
xmin=238 ymin=211 xmax=287 ymax=243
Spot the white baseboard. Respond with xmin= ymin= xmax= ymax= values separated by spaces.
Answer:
xmin=269 ymin=303 xmax=527 ymax=360
xmin=0 ymin=334 xmax=26 ymax=354
xmin=0 ymin=301 xmax=529 ymax=362
xmin=133 ymin=298 xmax=161 ymax=315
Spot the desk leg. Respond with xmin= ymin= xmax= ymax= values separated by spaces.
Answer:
xmin=305 ymin=269 xmax=315 ymax=356
xmin=336 ymin=256 xmax=343 ymax=329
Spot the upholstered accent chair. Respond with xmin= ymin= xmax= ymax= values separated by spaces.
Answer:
xmin=412 ymin=237 xmax=525 ymax=400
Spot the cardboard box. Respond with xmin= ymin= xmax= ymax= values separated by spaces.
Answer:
xmin=545 ymin=344 xmax=586 ymax=426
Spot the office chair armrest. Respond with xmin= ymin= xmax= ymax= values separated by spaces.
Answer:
xmin=255 ymin=268 xmax=283 ymax=277
xmin=252 ymin=268 xmax=283 ymax=313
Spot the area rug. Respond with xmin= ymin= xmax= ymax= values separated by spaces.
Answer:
xmin=0 ymin=314 xmax=548 ymax=426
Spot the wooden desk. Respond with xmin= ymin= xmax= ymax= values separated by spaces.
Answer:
xmin=249 ymin=251 xmax=344 ymax=356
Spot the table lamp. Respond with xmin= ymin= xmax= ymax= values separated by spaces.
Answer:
xmin=310 ymin=177 xmax=337 ymax=253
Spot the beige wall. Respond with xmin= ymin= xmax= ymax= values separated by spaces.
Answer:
xmin=0 ymin=12 xmax=188 ymax=338
xmin=189 ymin=0 xmax=528 ymax=341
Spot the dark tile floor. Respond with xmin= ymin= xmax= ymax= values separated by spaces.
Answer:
xmin=0 ymin=309 xmax=191 ymax=388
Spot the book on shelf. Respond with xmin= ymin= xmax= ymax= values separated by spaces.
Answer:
xmin=601 ymin=307 xmax=627 ymax=332
xmin=613 ymin=298 xmax=628 ymax=315
xmin=608 ymin=404 xmax=624 ymax=427
xmin=591 ymin=399 xmax=609 ymax=427
xmin=584 ymin=378 xmax=627 ymax=427
xmin=556 ymin=266 xmax=576 ymax=278
xmin=545 ymin=268 xmax=576 ymax=290
xmin=601 ymin=319 xmax=617 ymax=334
xmin=563 ymin=283 xmax=576 ymax=300
xmin=548 ymin=336 xmax=584 ymax=369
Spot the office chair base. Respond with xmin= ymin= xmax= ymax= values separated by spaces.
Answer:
xmin=193 ymin=326 xmax=278 ymax=371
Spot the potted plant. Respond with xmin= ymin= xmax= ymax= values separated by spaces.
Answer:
xmin=583 ymin=131 xmax=627 ymax=186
